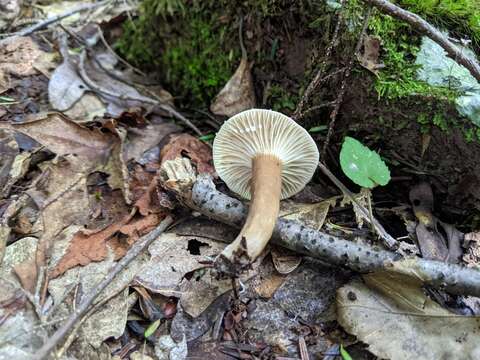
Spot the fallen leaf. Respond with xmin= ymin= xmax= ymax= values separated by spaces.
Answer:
xmin=253 ymin=268 xmax=286 ymax=299
xmin=0 ymin=0 xmax=20 ymax=30
xmin=410 ymin=182 xmax=462 ymax=262
xmin=48 ymin=55 xmax=90 ymax=111
xmin=0 ymin=129 xmax=20 ymax=198
xmin=50 ymin=213 xmax=161 ymax=278
xmin=337 ymin=276 xmax=480 ymax=360
xmin=0 ymin=37 xmax=54 ymax=93
xmin=12 ymin=113 xmax=116 ymax=161
xmin=270 ymin=248 xmax=302 ymax=275
xmin=63 ymin=93 xmax=106 ymax=121
xmin=280 ymin=197 xmax=338 ymax=231
xmin=134 ymin=233 xmax=223 ymax=297
xmin=125 ymin=119 xmax=180 ymax=162
xmin=48 ymin=230 xmax=149 ymax=349
xmin=210 ymin=57 xmax=256 ymax=117
xmin=0 ymin=237 xmax=45 ymax=358
xmin=161 ymin=134 xmax=215 ymax=175
xmin=463 ymin=232 xmax=480 ymax=267
xmin=356 ymin=35 xmax=384 ymax=77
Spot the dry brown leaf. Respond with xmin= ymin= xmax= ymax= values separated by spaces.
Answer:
xmin=12 ymin=113 xmax=116 ymax=161
xmin=253 ymin=271 xmax=286 ymax=299
xmin=356 ymin=35 xmax=384 ymax=77
xmin=161 ymin=134 xmax=215 ymax=175
xmin=271 ymin=248 xmax=302 ymax=275
xmin=49 ymin=213 xmax=132 ymax=278
xmin=210 ymin=57 xmax=256 ymax=117
xmin=50 ymin=212 xmax=163 ymax=278
xmin=337 ymin=276 xmax=480 ymax=360
xmin=125 ymin=120 xmax=180 ymax=163
xmin=280 ymin=197 xmax=337 ymax=231
xmin=0 ymin=37 xmax=55 ymax=92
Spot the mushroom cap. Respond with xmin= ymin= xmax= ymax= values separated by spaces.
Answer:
xmin=213 ymin=109 xmax=319 ymax=200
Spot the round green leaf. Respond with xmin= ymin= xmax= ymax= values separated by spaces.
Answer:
xmin=339 ymin=137 xmax=391 ymax=188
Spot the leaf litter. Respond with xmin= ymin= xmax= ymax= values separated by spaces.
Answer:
xmin=1 ymin=3 xmax=480 ymax=360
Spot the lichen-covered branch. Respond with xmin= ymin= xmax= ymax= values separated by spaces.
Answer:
xmin=363 ymin=0 xmax=480 ymax=83
xmin=159 ymin=159 xmax=480 ymax=297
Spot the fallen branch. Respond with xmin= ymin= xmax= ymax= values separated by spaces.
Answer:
xmin=31 ymin=216 xmax=173 ymax=360
xmin=159 ymin=158 xmax=480 ymax=297
xmin=363 ymin=0 xmax=480 ymax=83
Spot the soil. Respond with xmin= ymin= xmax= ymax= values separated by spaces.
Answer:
xmin=238 ymin=13 xmax=480 ymax=232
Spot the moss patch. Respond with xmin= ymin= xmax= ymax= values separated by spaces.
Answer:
xmin=115 ymin=0 xmax=240 ymax=107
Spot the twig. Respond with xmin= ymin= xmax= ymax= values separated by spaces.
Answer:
xmin=159 ymin=159 xmax=480 ymax=297
xmin=76 ymin=50 xmax=203 ymax=136
xmin=363 ymin=0 xmax=480 ymax=83
xmin=321 ymin=6 xmax=372 ymax=160
xmin=95 ymin=24 xmax=146 ymax=77
xmin=318 ymin=162 xmax=398 ymax=249
xmin=0 ymin=1 xmax=109 ymax=43
xmin=293 ymin=0 xmax=345 ymax=119
xmin=296 ymin=100 xmax=337 ymax=120
xmin=31 ymin=216 xmax=173 ymax=360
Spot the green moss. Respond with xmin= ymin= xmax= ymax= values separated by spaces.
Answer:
xmin=367 ymin=13 xmax=459 ymax=101
xmin=115 ymin=0 xmax=239 ymax=107
xmin=398 ymin=0 xmax=480 ymax=47
xmin=267 ymin=84 xmax=298 ymax=113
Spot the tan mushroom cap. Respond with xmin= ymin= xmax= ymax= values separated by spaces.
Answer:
xmin=213 ymin=109 xmax=319 ymax=200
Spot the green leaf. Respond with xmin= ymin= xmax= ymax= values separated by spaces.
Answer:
xmin=340 ymin=344 xmax=353 ymax=360
xmin=308 ymin=125 xmax=328 ymax=133
xmin=144 ymin=319 xmax=161 ymax=338
xmin=340 ymin=137 xmax=391 ymax=188
xmin=198 ymin=133 xmax=215 ymax=141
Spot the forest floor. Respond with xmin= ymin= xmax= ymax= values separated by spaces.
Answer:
xmin=1 ymin=0 xmax=480 ymax=359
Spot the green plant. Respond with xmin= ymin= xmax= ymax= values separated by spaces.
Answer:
xmin=340 ymin=136 xmax=391 ymax=235
xmin=340 ymin=137 xmax=390 ymax=188
xmin=268 ymin=84 xmax=298 ymax=112
xmin=144 ymin=319 xmax=160 ymax=338
xmin=340 ymin=344 xmax=354 ymax=360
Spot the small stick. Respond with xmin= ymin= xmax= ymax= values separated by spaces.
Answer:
xmin=185 ymin=174 xmax=480 ymax=297
xmin=95 ymin=24 xmax=146 ymax=77
xmin=321 ymin=6 xmax=372 ymax=160
xmin=293 ymin=0 xmax=345 ymax=119
xmin=31 ymin=216 xmax=173 ymax=360
xmin=363 ymin=0 xmax=480 ymax=83
xmin=318 ymin=162 xmax=398 ymax=249
xmin=76 ymin=50 xmax=203 ymax=136
xmin=0 ymin=1 xmax=109 ymax=42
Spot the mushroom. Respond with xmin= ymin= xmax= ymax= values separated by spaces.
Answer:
xmin=213 ymin=109 xmax=319 ymax=274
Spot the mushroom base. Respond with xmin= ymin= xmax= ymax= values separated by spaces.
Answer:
xmin=216 ymin=154 xmax=282 ymax=274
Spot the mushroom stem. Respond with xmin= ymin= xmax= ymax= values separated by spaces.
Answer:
xmin=220 ymin=154 xmax=282 ymax=267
